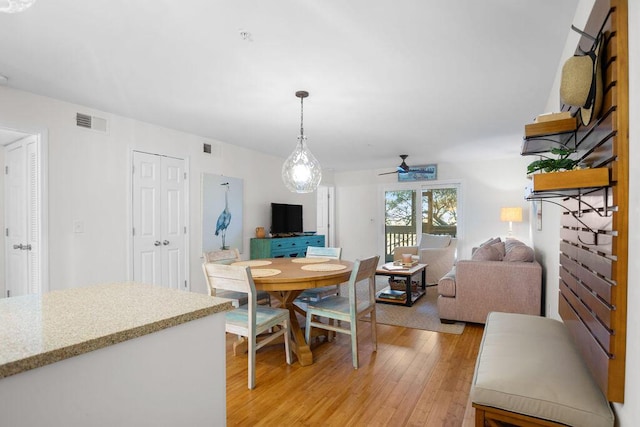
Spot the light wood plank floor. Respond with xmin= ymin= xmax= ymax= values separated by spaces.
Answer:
xmin=226 ymin=319 xmax=484 ymax=426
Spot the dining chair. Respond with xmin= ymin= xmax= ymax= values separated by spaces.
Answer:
xmin=304 ymin=255 xmax=380 ymax=369
xmin=295 ymin=246 xmax=343 ymax=303
xmin=203 ymin=248 xmax=271 ymax=307
xmin=202 ymin=262 xmax=292 ymax=389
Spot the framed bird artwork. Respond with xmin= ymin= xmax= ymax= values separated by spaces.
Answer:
xmin=202 ymin=174 xmax=244 ymax=253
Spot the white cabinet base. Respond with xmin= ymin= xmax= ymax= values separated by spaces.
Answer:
xmin=0 ymin=313 xmax=226 ymax=427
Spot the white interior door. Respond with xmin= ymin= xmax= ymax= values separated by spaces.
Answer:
xmin=316 ymin=185 xmax=335 ymax=247
xmin=132 ymin=151 xmax=187 ymax=289
xmin=4 ymin=135 xmax=41 ymax=297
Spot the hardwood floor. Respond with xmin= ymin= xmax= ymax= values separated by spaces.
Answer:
xmin=226 ymin=319 xmax=484 ymax=426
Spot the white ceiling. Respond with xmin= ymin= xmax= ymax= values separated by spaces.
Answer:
xmin=0 ymin=0 xmax=579 ymax=172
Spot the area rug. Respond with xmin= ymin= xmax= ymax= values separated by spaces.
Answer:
xmin=344 ymin=279 xmax=465 ymax=335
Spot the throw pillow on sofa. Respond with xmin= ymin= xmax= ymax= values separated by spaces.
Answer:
xmin=503 ymin=239 xmax=535 ymax=262
xmin=471 ymin=242 xmax=505 ymax=261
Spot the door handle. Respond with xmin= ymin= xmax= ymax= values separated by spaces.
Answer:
xmin=24 ymin=244 xmax=31 ymax=251
xmin=163 ymin=240 xmax=170 ymax=245
xmin=13 ymin=244 xmax=23 ymax=250
xmin=154 ymin=241 xmax=161 ymax=246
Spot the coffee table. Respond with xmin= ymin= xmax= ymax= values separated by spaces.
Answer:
xmin=375 ymin=262 xmax=427 ymax=307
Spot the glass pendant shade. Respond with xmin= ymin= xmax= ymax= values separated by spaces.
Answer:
xmin=282 ymin=135 xmax=322 ymax=193
xmin=0 ymin=0 xmax=36 ymax=13
xmin=282 ymin=90 xmax=322 ymax=193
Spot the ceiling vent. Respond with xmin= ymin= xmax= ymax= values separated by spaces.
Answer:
xmin=76 ymin=113 xmax=108 ymax=133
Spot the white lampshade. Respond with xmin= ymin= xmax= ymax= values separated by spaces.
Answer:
xmin=500 ymin=207 xmax=523 ymax=223
xmin=500 ymin=207 xmax=523 ymax=236
xmin=0 ymin=0 xmax=36 ymax=13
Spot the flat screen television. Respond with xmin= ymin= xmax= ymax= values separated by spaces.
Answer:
xmin=271 ymin=203 xmax=303 ymax=236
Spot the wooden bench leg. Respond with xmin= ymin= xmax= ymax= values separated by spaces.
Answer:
xmin=472 ymin=403 xmax=567 ymax=427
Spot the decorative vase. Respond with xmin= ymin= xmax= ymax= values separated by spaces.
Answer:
xmin=255 ymin=227 xmax=265 ymax=238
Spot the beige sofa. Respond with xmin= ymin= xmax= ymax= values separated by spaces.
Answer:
xmin=437 ymin=238 xmax=542 ymax=324
xmin=393 ymin=233 xmax=457 ymax=285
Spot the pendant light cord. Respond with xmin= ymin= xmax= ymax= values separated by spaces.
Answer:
xmin=299 ymin=95 xmax=304 ymax=137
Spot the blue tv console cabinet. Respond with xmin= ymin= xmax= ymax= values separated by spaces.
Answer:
xmin=250 ymin=235 xmax=325 ymax=259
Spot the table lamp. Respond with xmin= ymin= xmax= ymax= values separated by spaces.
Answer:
xmin=500 ymin=207 xmax=523 ymax=237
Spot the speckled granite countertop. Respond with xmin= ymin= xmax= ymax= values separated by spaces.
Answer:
xmin=0 ymin=282 xmax=233 ymax=379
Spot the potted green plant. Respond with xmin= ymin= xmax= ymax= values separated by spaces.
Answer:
xmin=527 ymin=147 xmax=580 ymax=174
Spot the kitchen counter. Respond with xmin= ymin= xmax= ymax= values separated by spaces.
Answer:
xmin=0 ymin=282 xmax=233 ymax=426
xmin=0 ymin=282 xmax=232 ymax=379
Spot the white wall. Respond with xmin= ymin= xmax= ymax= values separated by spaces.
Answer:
xmin=334 ymin=154 xmax=532 ymax=263
xmin=0 ymin=86 xmax=317 ymax=295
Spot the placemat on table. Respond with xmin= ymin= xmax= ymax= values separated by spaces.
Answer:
xmin=231 ymin=260 xmax=272 ymax=267
xmin=249 ymin=268 xmax=281 ymax=277
xmin=301 ymin=264 xmax=347 ymax=272
xmin=291 ymin=257 xmax=330 ymax=264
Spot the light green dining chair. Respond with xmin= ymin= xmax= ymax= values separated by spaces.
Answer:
xmin=203 ymin=248 xmax=271 ymax=307
xmin=202 ymin=262 xmax=292 ymax=389
xmin=295 ymin=246 xmax=343 ymax=303
xmin=304 ymin=255 xmax=380 ymax=369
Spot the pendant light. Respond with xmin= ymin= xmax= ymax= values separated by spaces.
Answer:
xmin=281 ymin=90 xmax=322 ymax=193
xmin=0 ymin=0 xmax=36 ymax=13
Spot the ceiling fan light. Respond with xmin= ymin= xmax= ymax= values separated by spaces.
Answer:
xmin=0 ymin=0 xmax=36 ymax=13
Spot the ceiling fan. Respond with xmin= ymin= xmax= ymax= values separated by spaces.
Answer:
xmin=379 ymin=154 xmax=411 ymax=175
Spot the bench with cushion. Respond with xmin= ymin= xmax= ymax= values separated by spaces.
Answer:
xmin=471 ymin=312 xmax=614 ymax=426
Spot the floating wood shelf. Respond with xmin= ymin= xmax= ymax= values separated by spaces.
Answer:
xmin=521 ymin=117 xmax=578 ymax=155
xmin=524 ymin=117 xmax=577 ymax=138
xmin=532 ymin=168 xmax=609 ymax=192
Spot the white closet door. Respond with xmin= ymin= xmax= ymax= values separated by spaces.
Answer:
xmin=132 ymin=151 xmax=186 ymax=289
xmin=160 ymin=156 xmax=185 ymax=289
xmin=4 ymin=136 xmax=40 ymax=297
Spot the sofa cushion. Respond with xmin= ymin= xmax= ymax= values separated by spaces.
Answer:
xmin=471 ymin=242 xmax=504 ymax=261
xmin=438 ymin=267 xmax=456 ymax=297
xmin=419 ymin=233 xmax=451 ymax=249
xmin=503 ymin=239 xmax=535 ymax=262
xmin=479 ymin=237 xmax=501 ymax=247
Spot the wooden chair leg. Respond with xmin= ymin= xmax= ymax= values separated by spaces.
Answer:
xmin=248 ymin=333 xmax=256 ymax=390
xmin=370 ymin=310 xmax=377 ymax=351
xmin=283 ymin=320 xmax=292 ymax=365
xmin=350 ymin=320 xmax=359 ymax=369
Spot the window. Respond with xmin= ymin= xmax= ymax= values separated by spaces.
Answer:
xmin=384 ymin=184 xmax=459 ymax=262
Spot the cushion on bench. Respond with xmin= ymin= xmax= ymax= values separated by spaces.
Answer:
xmin=471 ymin=312 xmax=614 ymax=427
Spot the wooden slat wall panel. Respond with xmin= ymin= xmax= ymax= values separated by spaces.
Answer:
xmin=560 ymin=228 xmax=613 ymax=254
xmin=560 ymin=242 xmax=614 ymax=302
xmin=555 ymin=0 xmax=627 ymax=402
xmin=559 ymin=266 xmax=612 ymax=328
xmin=559 ymin=295 xmax=611 ymax=391
xmin=560 ymin=281 xmax=612 ymax=352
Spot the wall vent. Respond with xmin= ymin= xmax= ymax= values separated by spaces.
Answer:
xmin=203 ymin=143 xmax=212 ymax=154
xmin=76 ymin=113 xmax=108 ymax=133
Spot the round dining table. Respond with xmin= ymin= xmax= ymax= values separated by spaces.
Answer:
xmin=231 ymin=257 xmax=353 ymax=366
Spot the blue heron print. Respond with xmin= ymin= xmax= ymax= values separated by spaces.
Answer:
xmin=215 ymin=182 xmax=232 ymax=249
